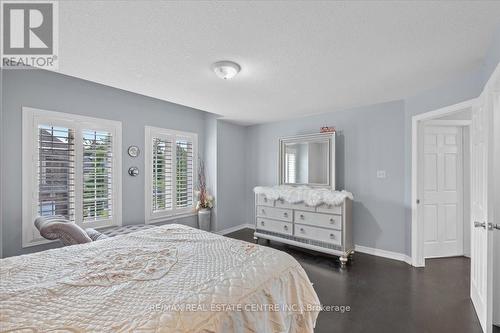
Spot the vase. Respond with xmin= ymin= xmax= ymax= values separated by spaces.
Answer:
xmin=198 ymin=208 xmax=211 ymax=231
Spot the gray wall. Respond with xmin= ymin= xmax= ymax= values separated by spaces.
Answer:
xmin=1 ymin=69 xmax=211 ymax=257
xmin=245 ymin=101 xmax=407 ymax=254
xmin=2 ymin=27 xmax=499 ymax=259
xmin=401 ymin=26 xmax=500 ymax=255
xmin=401 ymin=32 xmax=500 ymax=255
xmin=402 ymin=68 xmax=485 ymax=255
xmin=216 ymin=120 xmax=247 ymax=231
xmin=204 ymin=113 xmax=219 ymax=231
xmin=243 ymin=29 xmax=499 ymax=256
xmin=482 ymin=25 xmax=500 ymax=85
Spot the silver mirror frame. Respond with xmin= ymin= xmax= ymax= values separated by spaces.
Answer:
xmin=278 ymin=132 xmax=335 ymax=189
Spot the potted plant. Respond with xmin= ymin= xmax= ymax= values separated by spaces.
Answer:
xmin=195 ymin=158 xmax=214 ymax=231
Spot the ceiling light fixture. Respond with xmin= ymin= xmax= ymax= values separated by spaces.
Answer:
xmin=212 ymin=60 xmax=241 ymax=80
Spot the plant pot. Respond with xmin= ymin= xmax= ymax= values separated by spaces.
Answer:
xmin=198 ymin=208 xmax=211 ymax=231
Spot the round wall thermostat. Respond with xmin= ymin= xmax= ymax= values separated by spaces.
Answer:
xmin=128 ymin=145 xmax=140 ymax=157
xmin=128 ymin=167 xmax=139 ymax=176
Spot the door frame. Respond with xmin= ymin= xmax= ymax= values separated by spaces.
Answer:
xmin=411 ymin=99 xmax=475 ymax=267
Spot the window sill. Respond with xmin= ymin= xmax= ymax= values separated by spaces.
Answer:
xmin=85 ymin=222 xmax=122 ymax=230
xmin=22 ymin=237 xmax=57 ymax=249
xmin=146 ymin=211 xmax=198 ymax=225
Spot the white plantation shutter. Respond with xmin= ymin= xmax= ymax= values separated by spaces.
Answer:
xmin=176 ymin=138 xmax=194 ymax=208
xmin=285 ymin=152 xmax=296 ymax=183
xmin=23 ymin=108 xmax=122 ymax=247
xmin=152 ymin=137 xmax=173 ymax=211
xmin=37 ymin=125 xmax=76 ymax=221
xmin=82 ymin=130 xmax=113 ymax=222
xmin=146 ymin=127 xmax=197 ymax=222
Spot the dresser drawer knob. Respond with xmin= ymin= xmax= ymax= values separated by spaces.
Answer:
xmin=263 ymin=198 xmax=268 ymax=202
xmin=283 ymin=225 xmax=288 ymax=230
xmin=283 ymin=212 xmax=288 ymax=217
xmin=330 ymin=233 xmax=335 ymax=239
xmin=300 ymin=214 xmax=305 ymax=219
xmin=300 ymin=228 xmax=305 ymax=233
xmin=329 ymin=218 xmax=334 ymax=223
xmin=260 ymin=221 xmax=265 ymax=226
xmin=261 ymin=209 xmax=265 ymax=214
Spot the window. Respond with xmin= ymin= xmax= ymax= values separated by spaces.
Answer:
xmin=82 ymin=130 xmax=113 ymax=222
xmin=285 ymin=150 xmax=297 ymax=183
xmin=23 ymin=107 xmax=122 ymax=247
xmin=145 ymin=126 xmax=197 ymax=223
xmin=38 ymin=125 xmax=75 ymax=221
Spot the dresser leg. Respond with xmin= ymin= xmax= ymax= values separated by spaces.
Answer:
xmin=253 ymin=236 xmax=259 ymax=244
xmin=339 ymin=255 xmax=348 ymax=268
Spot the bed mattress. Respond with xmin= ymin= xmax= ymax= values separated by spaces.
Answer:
xmin=0 ymin=224 xmax=320 ymax=332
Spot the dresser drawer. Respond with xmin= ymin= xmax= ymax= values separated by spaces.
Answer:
xmin=294 ymin=224 xmax=342 ymax=245
xmin=275 ymin=199 xmax=315 ymax=212
xmin=294 ymin=211 xmax=342 ymax=230
xmin=316 ymin=203 xmax=342 ymax=215
xmin=257 ymin=206 xmax=293 ymax=222
xmin=257 ymin=194 xmax=275 ymax=207
xmin=256 ymin=218 xmax=292 ymax=235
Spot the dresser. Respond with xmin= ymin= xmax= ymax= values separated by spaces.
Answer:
xmin=254 ymin=193 xmax=353 ymax=266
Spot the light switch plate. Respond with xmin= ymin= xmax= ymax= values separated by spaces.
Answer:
xmin=377 ymin=170 xmax=386 ymax=179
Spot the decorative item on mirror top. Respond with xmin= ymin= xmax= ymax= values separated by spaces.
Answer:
xmin=195 ymin=157 xmax=214 ymax=231
xmin=320 ymin=126 xmax=336 ymax=133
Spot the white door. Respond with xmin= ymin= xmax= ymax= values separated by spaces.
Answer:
xmin=470 ymin=87 xmax=496 ymax=333
xmin=494 ymin=91 xmax=500 ymax=329
xmin=495 ymin=89 xmax=500 ymax=330
xmin=421 ymin=125 xmax=463 ymax=258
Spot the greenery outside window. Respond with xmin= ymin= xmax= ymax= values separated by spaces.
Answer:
xmin=145 ymin=126 xmax=197 ymax=223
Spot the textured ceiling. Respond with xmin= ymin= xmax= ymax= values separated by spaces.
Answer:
xmin=56 ymin=1 xmax=500 ymax=125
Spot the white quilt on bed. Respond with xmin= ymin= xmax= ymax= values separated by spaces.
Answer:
xmin=0 ymin=224 xmax=320 ymax=332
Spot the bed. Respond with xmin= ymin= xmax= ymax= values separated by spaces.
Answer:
xmin=0 ymin=224 xmax=320 ymax=332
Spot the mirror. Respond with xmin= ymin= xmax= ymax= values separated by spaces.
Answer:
xmin=279 ymin=133 xmax=335 ymax=188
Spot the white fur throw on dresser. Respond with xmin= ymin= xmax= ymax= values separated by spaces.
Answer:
xmin=254 ymin=185 xmax=353 ymax=207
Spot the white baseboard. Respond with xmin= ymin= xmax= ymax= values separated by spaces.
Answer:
xmin=354 ymin=244 xmax=412 ymax=265
xmin=216 ymin=223 xmax=255 ymax=235
xmin=217 ymin=224 xmax=412 ymax=265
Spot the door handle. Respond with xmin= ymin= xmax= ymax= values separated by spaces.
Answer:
xmin=474 ymin=221 xmax=486 ymax=229
xmin=488 ymin=223 xmax=500 ymax=231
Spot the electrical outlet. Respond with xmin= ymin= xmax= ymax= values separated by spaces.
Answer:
xmin=376 ymin=170 xmax=386 ymax=179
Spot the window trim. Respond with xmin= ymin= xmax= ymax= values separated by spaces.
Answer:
xmin=144 ymin=126 xmax=198 ymax=224
xmin=22 ymin=107 xmax=122 ymax=248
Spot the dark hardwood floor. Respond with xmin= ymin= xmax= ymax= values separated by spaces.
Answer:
xmin=226 ymin=228 xmax=484 ymax=333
